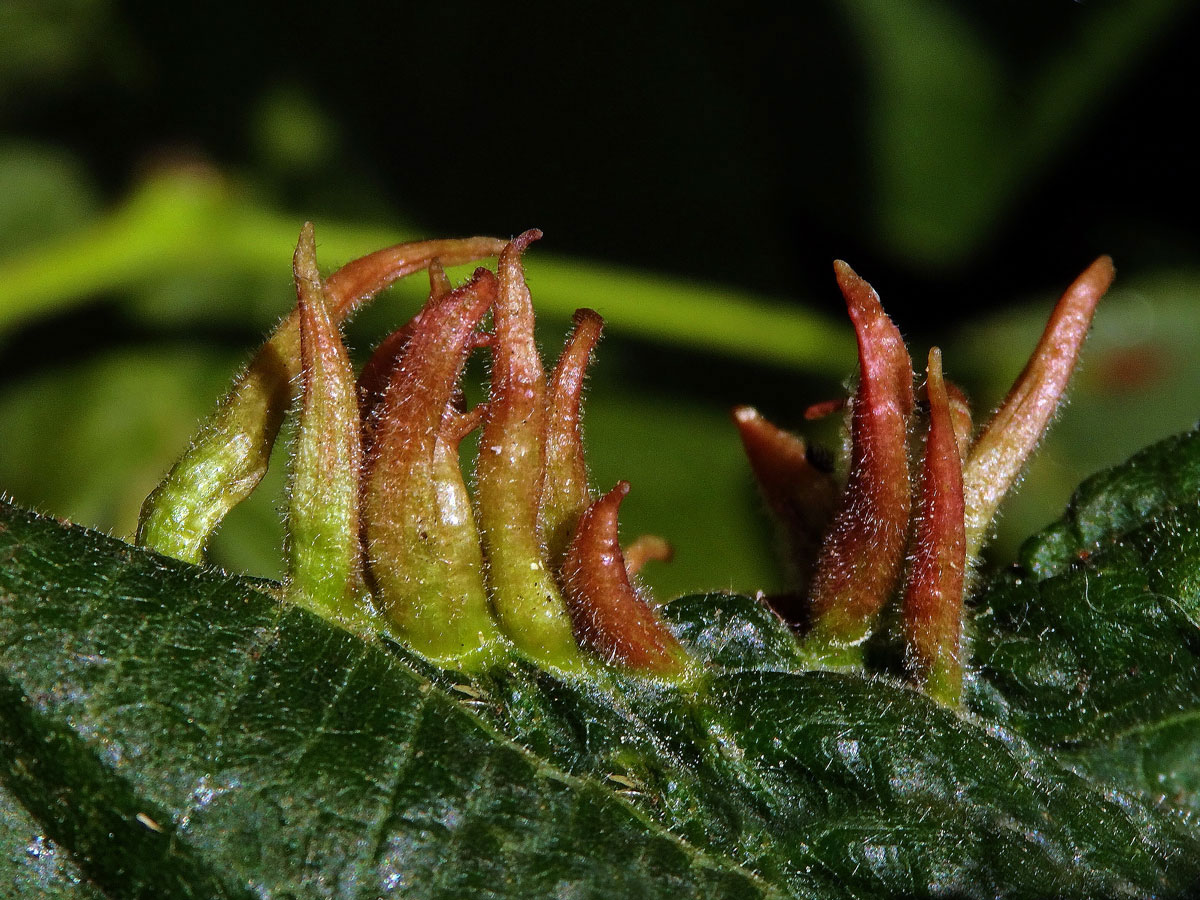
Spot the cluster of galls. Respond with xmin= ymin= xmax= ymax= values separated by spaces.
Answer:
xmin=734 ymin=256 xmax=1113 ymax=703
xmin=138 ymin=226 xmax=684 ymax=676
xmin=137 ymin=226 xmax=1113 ymax=703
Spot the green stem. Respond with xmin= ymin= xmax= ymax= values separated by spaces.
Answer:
xmin=0 ymin=171 xmax=851 ymax=372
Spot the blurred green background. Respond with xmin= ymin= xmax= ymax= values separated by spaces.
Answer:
xmin=2 ymin=0 xmax=1199 ymax=600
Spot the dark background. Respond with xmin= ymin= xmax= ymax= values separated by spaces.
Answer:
xmin=2 ymin=0 xmax=1198 ymax=594
xmin=8 ymin=2 xmax=1198 ymax=318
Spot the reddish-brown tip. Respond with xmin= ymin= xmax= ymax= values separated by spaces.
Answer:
xmin=803 ymin=398 xmax=847 ymax=421
xmin=541 ymin=308 xmax=606 ymax=565
xmin=560 ymin=482 xmax=687 ymax=675
xmin=903 ymin=348 xmax=966 ymax=705
xmin=804 ymin=262 xmax=915 ymax=651
xmin=962 ymin=255 xmax=1115 ymax=559
xmin=506 ymin=228 xmax=543 ymax=258
xmin=733 ymin=405 xmax=839 ymax=600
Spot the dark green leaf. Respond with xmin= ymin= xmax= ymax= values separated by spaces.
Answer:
xmin=3 ymin=500 xmax=1196 ymax=897
xmin=1 ymin=785 xmax=103 ymax=899
xmin=1018 ymin=427 xmax=1200 ymax=578
xmin=971 ymin=427 xmax=1200 ymax=814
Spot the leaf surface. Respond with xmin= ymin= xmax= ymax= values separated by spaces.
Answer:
xmin=971 ymin=427 xmax=1200 ymax=815
xmin=3 ymin=500 xmax=1198 ymax=897
xmin=1 ymin=785 xmax=103 ymax=898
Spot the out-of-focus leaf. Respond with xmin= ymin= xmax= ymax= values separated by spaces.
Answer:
xmin=0 ymin=0 xmax=115 ymax=97
xmin=0 ymin=348 xmax=239 ymax=536
xmin=250 ymin=84 xmax=340 ymax=175
xmin=0 ymin=171 xmax=850 ymax=371
xmin=1062 ymin=719 xmax=1200 ymax=819
xmin=839 ymin=0 xmax=1184 ymax=266
xmin=0 ymin=144 xmax=99 ymax=255
xmin=3 ymin=500 xmax=1197 ymax=897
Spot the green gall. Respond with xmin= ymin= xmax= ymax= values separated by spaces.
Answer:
xmin=285 ymin=223 xmax=366 ymax=625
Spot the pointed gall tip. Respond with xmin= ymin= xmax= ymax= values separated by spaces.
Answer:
xmin=833 ymin=260 xmax=882 ymax=322
xmin=561 ymin=481 xmax=687 ymax=677
xmin=902 ymin=342 xmax=966 ymax=706
xmin=732 ymin=404 xmax=840 ymax=605
xmin=835 ymin=259 xmax=914 ymax=415
xmin=732 ymin=404 xmax=759 ymax=426
xmin=1091 ymin=254 xmax=1116 ymax=284
xmin=427 ymin=259 xmax=451 ymax=300
xmin=1064 ymin=255 xmax=1115 ymax=320
xmin=927 ymin=346 xmax=943 ymax=379
xmin=1062 ymin=255 xmax=1115 ymax=320
xmin=555 ymin=309 xmax=605 ymax=371
xmin=293 ymin=222 xmax=321 ymax=287
xmin=732 ymin=406 xmax=807 ymax=458
xmin=732 ymin=407 xmax=811 ymax=480
xmin=961 ymin=255 xmax=1116 ymax=559
xmin=803 ymin=398 xmax=846 ymax=421
xmin=498 ymin=230 xmax=543 ymax=284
